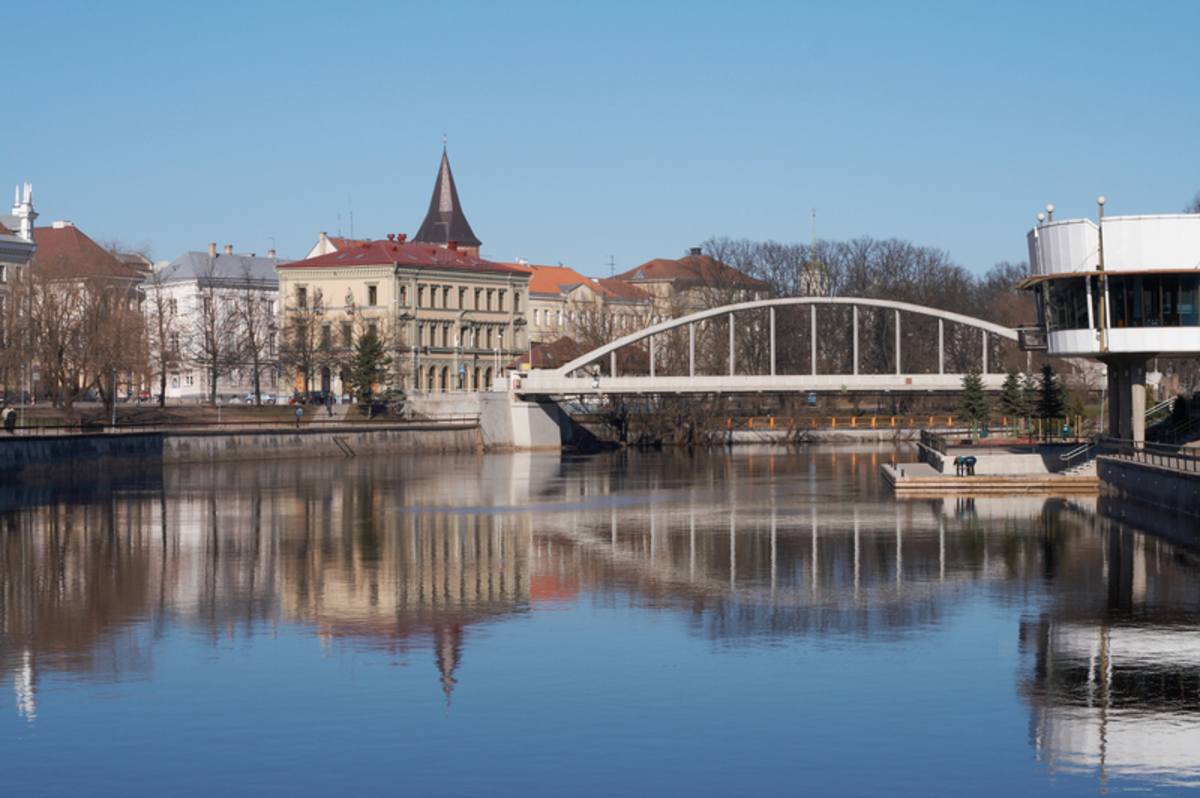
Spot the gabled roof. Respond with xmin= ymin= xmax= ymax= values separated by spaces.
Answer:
xmin=413 ymin=148 xmax=481 ymax=249
xmin=614 ymin=252 xmax=764 ymax=287
xmin=158 ymin=251 xmax=287 ymax=287
xmin=595 ymin=278 xmax=653 ymax=301
xmin=502 ymin=262 xmax=600 ymax=297
xmin=32 ymin=224 xmax=141 ymax=281
xmin=281 ymin=238 xmax=524 ymax=275
xmin=509 ymin=336 xmax=588 ymax=369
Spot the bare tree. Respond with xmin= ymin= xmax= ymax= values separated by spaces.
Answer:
xmin=1186 ymin=192 xmax=1200 ymax=214
xmin=142 ymin=266 xmax=182 ymax=407
xmin=190 ymin=258 xmax=245 ymax=405
xmin=232 ymin=261 xmax=278 ymax=405
xmin=22 ymin=253 xmax=144 ymax=419
xmin=279 ymin=286 xmax=325 ymax=395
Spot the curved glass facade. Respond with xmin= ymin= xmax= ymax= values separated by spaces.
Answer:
xmin=1040 ymin=274 xmax=1200 ymax=331
xmin=1109 ymin=273 xmax=1200 ymax=328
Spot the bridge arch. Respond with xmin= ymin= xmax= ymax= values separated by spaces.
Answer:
xmin=549 ymin=296 xmax=1018 ymax=379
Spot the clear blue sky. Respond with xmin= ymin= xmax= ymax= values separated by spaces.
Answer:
xmin=7 ymin=0 xmax=1198 ymax=278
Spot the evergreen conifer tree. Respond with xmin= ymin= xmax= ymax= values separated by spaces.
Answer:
xmin=958 ymin=370 xmax=991 ymax=426
xmin=348 ymin=332 xmax=392 ymax=402
xmin=998 ymin=366 xmax=1027 ymax=420
xmin=1037 ymin=363 xmax=1066 ymax=425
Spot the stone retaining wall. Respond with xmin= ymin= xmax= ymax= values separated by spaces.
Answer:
xmin=0 ymin=424 xmax=481 ymax=475
xmin=1099 ymin=456 xmax=1200 ymax=521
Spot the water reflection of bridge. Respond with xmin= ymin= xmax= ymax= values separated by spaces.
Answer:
xmin=3 ymin=447 xmax=1200 ymax=778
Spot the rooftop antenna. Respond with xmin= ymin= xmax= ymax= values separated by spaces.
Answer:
xmin=607 ymin=255 xmax=615 ymax=279
xmin=811 ymin=209 xmax=817 ymax=261
xmin=349 ymin=196 xmax=354 ymax=239
xmin=337 ymin=213 xmax=342 ymax=237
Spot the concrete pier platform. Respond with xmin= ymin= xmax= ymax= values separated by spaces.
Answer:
xmin=881 ymin=462 xmax=1100 ymax=497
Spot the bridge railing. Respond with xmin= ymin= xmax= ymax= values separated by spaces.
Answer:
xmin=711 ymin=415 xmax=959 ymax=431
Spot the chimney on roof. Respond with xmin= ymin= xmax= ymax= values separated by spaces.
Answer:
xmin=398 ymin=233 xmax=407 ymax=242
xmin=224 ymin=245 xmax=233 ymax=255
xmin=268 ymin=249 xmax=276 ymax=259
xmin=690 ymin=247 xmax=702 ymax=257
xmin=448 ymin=240 xmax=458 ymax=252
xmin=52 ymin=220 xmax=74 ymax=229
xmin=208 ymin=243 xmax=217 ymax=257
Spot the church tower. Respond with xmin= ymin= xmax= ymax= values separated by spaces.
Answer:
xmin=413 ymin=147 xmax=481 ymax=257
xmin=11 ymin=184 xmax=37 ymax=243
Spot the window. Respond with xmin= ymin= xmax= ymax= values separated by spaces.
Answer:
xmin=556 ymin=310 xmax=562 ymax=327
xmin=342 ymin=323 xmax=353 ymax=347
xmin=368 ymin=322 xmax=377 ymax=338
xmin=368 ymin=285 xmax=378 ymax=306
xmin=514 ymin=292 xmax=521 ymax=312
xmin=399 ymin=286 xmax=408 ymax=306
xmin=297 ymin=287 xmax=307 ymax=308
xmin=487 ymin=290 xmax=494 ymax=311
xmin=443 ymin=286 xmax=452 ymax=307
xmin=418 ymin=285 xmax=426 ymax=307
xmin=185 ymin=373 xmax=194 ymax=387
xmin=534 ymin=309 xmax=541 ymax=325
xmin=169 ymin=298 xmax=178 ymax=314
xmin=321 ymin=326 xmax=332 ymax=349
xmin=475 ymin=289 xmax=482 ymax=310
xmin=498 ymin=291 xmax=506 ymax=311
xmin=459 ymin=288 xmax=467 ymax=308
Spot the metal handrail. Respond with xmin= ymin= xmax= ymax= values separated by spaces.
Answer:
xmin=1060 ymin=435 xmax=1099 ymax=464
xmin=1097 ymin=436 xmax=1200 ymax=474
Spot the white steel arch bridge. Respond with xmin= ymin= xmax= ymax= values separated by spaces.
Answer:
xmin=515 ymin=297 xmax=1019 ymax=397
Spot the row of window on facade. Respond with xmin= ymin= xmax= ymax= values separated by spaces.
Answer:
xmin=1041 ymin=274 xmax=1200 ymax=332
xmin=296 ymin=284 xmax=521 ymax=313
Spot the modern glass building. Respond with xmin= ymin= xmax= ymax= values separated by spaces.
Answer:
xmin=1021 ymin=205 xmax=1200 ymax=443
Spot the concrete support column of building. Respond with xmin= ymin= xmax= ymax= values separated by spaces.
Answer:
xmin=1107 ymin=361 xmax=1122 ymax=439
xmin=1106 ymin=356 xmax=1147 ymax=445
xmin=1131 ymin=359 xmax=1146 ymax=448
xmin=649 ymin=335 xmax=656 ymax=379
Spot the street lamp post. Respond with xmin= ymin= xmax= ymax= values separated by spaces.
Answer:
xmin=20 ymin=363 xmax=25 ymax=431
xmin=111 ymin=367 xmax=117 ymax=429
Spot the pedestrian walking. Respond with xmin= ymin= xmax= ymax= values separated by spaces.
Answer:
xmin=325 ymin=393 xmax=333 ymax=417
xmin=1 ymin=406 xmax=14 ymax=434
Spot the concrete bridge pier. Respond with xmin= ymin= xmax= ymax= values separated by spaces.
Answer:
xmin=1104 ymin=356 xmax=1147 ymax=445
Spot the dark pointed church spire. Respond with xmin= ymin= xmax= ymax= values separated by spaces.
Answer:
xmin=413 ymin=147 xmax=481 ymax=255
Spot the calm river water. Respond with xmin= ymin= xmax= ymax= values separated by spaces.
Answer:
xmin=2 ymin=445 xmax=1199 ymax=796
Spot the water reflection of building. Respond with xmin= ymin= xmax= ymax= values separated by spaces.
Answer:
xmin=1018 ymin=520 xmax=1200 ymax=788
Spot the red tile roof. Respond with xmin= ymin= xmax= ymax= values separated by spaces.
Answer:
xmin=501 ymin=262 xmax=599 ymax=295
xmin=595 ymin=278 xmax=653 ymax=301
xmin=32 ymin=225 xmax=142 ymax=280
xmin=281 ymin=239 xmax=525 ymax=275
xmin=614 ymin=253 xmax=764 ymax=286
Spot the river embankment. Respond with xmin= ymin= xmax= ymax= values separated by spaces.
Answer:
xmin=0 ymin=422 xmax=481 ymax=476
